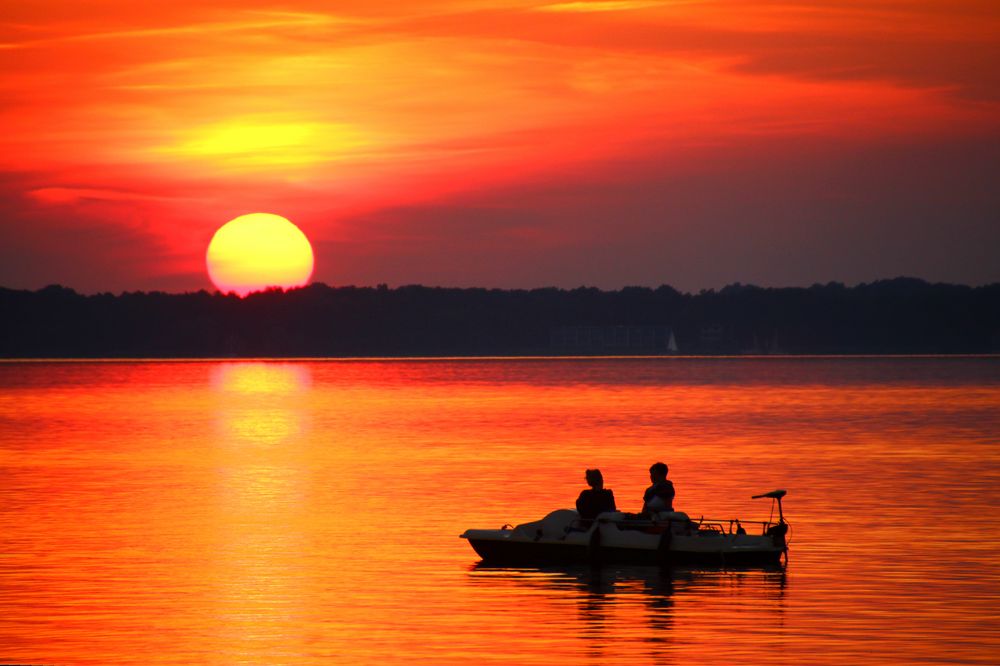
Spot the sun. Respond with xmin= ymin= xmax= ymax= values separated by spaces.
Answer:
xmin=206 ymin=213 xmax=314 ymax=297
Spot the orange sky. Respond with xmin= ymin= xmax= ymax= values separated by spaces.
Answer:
xmin=1 ymin=0 xmax=998 ymax=292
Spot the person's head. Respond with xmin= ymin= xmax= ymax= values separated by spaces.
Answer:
xmin=649 ymin=461 xmax=668 ymax=482
xmin=585 ymin=468 xmax=604 ymax=489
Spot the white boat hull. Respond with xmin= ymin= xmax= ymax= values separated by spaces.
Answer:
xmin=461 ymin=510 xmax=786 ymax=567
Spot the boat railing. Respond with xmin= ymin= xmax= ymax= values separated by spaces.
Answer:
xmin=598 ymin=515 xmax=781 ymax=536
xmin=695 ymin=519 xmax=781 ymax=536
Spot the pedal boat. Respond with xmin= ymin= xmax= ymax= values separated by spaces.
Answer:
xmin=460 ymin=490 xmax=789 ymax=567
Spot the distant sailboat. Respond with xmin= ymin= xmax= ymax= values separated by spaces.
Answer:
xmin=667 ymin=329 xmax=679 ymax=353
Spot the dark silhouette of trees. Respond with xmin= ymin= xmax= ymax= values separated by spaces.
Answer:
xmin=1 ymin=278 xmax=997 ymax=357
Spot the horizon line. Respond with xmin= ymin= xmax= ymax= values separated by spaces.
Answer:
xmin=3 ymin=275 xmax=999 ymax=298
xmin=2 ymin=354 xmax=998 ymax=363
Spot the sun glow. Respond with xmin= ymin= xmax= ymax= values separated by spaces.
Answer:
xmin=163 ymin=118 xmax=369 ymax=170
xmin=206 ymin=213 xmax=314 ymax=297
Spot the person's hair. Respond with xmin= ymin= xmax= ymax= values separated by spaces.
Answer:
xmin=585 ymin=468 xmax=604 ymax=488
xmin=649 ymin=461 xmax=668 ymax=476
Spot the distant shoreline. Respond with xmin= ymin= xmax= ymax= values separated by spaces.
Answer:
xmin=3 ymin=279 xmax=998 ymax=357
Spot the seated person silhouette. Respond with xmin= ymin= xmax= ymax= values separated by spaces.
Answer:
xmin=642 ymin=461 xmax=675 ymax=516
xmin=576 ymin=468 xmax=616 ymax=520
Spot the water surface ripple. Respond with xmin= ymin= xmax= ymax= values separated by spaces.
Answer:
xmin=1 ymin=357 xmax=998 ymax=664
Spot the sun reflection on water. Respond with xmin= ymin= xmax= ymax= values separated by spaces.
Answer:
xmin=208 ymin=362 xmax=314 ymax=655
xmin=212 ymin=362 xmax=311 ymax=446
xmin=212 ymin=361 xmax=312 ymax=395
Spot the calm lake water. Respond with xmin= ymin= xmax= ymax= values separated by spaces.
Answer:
xmin=1 ymin=357 xmax=999 ymax=664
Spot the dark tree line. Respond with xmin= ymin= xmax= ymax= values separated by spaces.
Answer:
xmin=1 ymin=278 xmax=998 ymax=357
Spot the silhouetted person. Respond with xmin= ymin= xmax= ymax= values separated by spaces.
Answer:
xmin=642 ymin=462 xmax=675 ymax=515
xmin=576 ymin=468 xmax=616 ymax=519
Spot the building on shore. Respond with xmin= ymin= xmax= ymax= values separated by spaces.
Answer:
xmin=549 ymin=325 xmax=678 ymax=354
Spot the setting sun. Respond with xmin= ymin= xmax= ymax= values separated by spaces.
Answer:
xmin=206 ymin=213 xmax=314 ymax=297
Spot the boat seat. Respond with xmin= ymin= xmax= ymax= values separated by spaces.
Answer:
xmin=512 ymin=509 xmax=579 ymax=540
xmin=652 ymin=511 xmax=693 ymax=534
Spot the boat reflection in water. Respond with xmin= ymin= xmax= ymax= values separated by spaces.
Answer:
xmin=468 ymin=564 xmax=787 ymax=660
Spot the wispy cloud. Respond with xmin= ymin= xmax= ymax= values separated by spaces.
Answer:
xmin=536 ymin=1 xmax=674 ymax=12
xmin=0 ymin=11 xmax=355 ymax=49
xmin=28 ymin=187 xmax=191 ymax=205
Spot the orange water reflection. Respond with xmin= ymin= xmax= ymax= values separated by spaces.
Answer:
xmin=0 ymin=358 xmax=998 ymax=664
xmin=212 ymin=362 xmax=311 ymax=445
xmin=208 ymin=363 xmax=314 ymax=659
